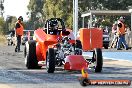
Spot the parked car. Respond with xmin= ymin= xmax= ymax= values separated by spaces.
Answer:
xmin=103 ymin=28 xmax=110 ymax=49
xmin=21 ymin=30 xmax=34 ymax=45
xmin=6 ymin=30 xmax=16 ymax=46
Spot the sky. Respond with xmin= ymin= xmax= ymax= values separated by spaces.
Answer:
xmin=4 ymin=0 xmax=30 ymax=21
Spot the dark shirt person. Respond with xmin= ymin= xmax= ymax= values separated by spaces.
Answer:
xmin=15 ymin=16 xmax=24 ymax=52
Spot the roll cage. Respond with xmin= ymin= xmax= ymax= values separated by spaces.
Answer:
xmin=44 ymin=18 xmax=66 ymax=35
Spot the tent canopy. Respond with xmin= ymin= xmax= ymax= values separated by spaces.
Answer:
xmin=81 ymin=10 xmax=131 ymax=17
xmin=81 ymin=10 xmax=132 ymax=28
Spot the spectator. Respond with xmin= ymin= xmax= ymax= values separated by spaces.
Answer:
xmin=15 ymin=16 xmax=24 ymax=52
xmin=116 ymin=16 xmax=130 ymax=50
xmin=110 ymin=22 xmax=118 ymax=48
xmin=125 ymin=26 xmax=131 ymax=46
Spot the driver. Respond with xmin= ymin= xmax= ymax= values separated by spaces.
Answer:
xmin=49 ymin=20 xmax=60 ymax=35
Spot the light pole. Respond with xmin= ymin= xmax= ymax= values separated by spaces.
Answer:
xmin=73 ymin=0 xmax=75 ymax=33
xmin=129 ymin=8 xmax=132 ymax=46
xmin=73 ymin=0 xmax=78 ymax=39
xmin=129 ymin=8 xmax=132 ymax=31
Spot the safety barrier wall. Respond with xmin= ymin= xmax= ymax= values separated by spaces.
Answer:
xmin=79 ymin=28 xmax=103 ymax=51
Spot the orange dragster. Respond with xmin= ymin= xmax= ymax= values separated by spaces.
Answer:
xmin=24 ymin=18 xmax=103 ymax=73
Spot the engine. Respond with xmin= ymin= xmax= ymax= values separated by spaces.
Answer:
xmin=55 ymin=36 xmax=82 ymax=66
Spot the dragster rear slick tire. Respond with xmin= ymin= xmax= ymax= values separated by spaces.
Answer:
xmin=92 ymin=48 xmax=103 ymax=72
xmin=46 ymin=48 xmax=55 ymax=73
xmin=24 ymin=40 xmax=41 ymax=69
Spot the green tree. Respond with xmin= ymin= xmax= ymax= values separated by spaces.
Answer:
xmin=62 ymin=0 xmax=73 ymax=28
xmin=0 ymin=0 xmax=4 ymax=17
xmin=27 ymin=0 xmax=132 ymax=29
xmin=5 ymin=16 xmax=17 ymax=33
xmin=100 ymin=0 xmax=132 ymax=10
xmin=0 ymin=17 xmax=5 ymax=33
xmin=43 ymin=0 xmax=66 ymax=19
xmin=43 ymin=0 xmax=73 ymax=28
xmin=27 ymin=0 xmax=44 ymax=30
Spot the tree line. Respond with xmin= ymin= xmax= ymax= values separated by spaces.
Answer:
xmin=0 ymin=0 xmax=132 ymax=34
xmin=27 ymin=0 xmax=132 ymax=30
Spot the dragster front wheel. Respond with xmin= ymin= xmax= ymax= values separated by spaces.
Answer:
xmin=24 ymin=40 xmax=41 ymax=69
xmin=92 ymin=48 xmax=103 ymax=72
xmin=46 ymin=48 xmax=55 ymax=73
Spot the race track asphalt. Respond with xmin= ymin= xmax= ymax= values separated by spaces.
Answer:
xmin=0 ymin=45 xmax=131 ymax=88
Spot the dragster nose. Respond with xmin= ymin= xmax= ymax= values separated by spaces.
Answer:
xmin=64 ymin=55 xmax=88 ymax=70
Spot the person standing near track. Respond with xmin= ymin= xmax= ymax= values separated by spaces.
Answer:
xmin=15 ymin=16 xmax=24 ymax=52
xmin=116 ymin=16 xmax=130 ymax=50
xmin=110 ymin=21 xmax=118 ymax=48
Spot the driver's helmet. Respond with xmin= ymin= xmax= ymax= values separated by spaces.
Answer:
xmin=50 ymin=19 xmax=58 ymax=28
